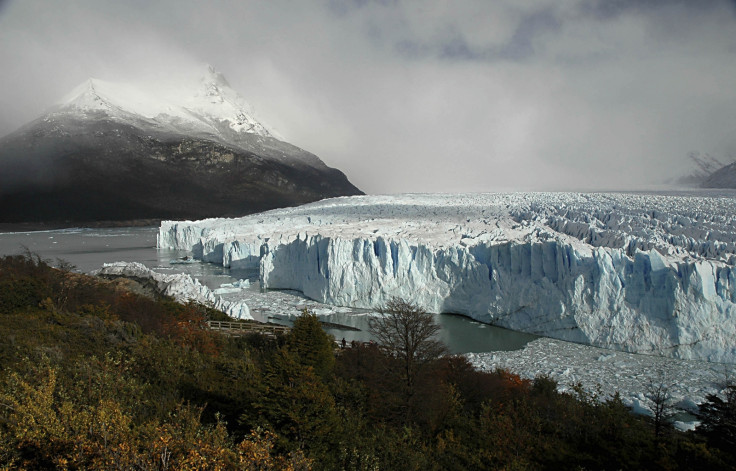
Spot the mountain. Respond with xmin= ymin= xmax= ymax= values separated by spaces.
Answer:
xmin=0 ymin=67 xmax=362 ymax=224
xmin=702 ymin=161 xmax=736 ymax=188
xmin=670 ymin=151 xmax=733 ymax=187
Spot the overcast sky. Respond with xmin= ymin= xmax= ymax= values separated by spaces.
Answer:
xmin=1 ymin=0 xmax=735 ymax=194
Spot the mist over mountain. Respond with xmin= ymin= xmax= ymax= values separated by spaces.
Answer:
xmin=661 ymin=151 xmax=736 ymax=188
xmin=0 ymin=67 xmax=362 ymax=224
xmin=671 ymin=152 xmax=733 ymax=187
xmin=702 ymin=161 xmax=736 ymax=189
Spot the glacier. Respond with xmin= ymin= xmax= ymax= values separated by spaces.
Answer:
xmin=158 ymin=192 xmax=736 ymax=363
xmin=93 ymin=262 xmax=251 ymax=320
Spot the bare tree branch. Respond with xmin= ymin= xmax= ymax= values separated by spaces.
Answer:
xmin=369 ymin=297 xmax=449 ymax=392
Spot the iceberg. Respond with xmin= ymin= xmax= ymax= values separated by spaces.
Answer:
xmin=158 ymin=192 xmax=736 ymax=362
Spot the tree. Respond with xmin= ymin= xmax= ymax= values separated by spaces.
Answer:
xmin=697 ymin=380 xmax=736 ymax=452
xmin=368 ymin=298 xmax=448 ymax=393
xmin=287 ymin=308 xmax=335 ymax=378
xmin=249 ymin=348 xmax=342 ymax=462
xmin=645 ymin=370 xmax=674 ymax=441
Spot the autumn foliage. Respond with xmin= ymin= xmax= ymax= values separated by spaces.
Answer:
xmin=1 ymin=253 xmax=735 ymax=469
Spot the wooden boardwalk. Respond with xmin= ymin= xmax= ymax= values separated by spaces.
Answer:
xmin=206 ymin=320 xmax=290 ymax=337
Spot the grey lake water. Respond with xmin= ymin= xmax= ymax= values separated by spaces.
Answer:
xmin=0 ymin=226 xmax=537 ymax=354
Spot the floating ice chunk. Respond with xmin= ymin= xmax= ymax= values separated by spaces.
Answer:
xmin=214 ymin=279 xmax=250 ymax=294
xmin=674 ymin=421 xmax=697 ymax=432
xmin=170 ymin=257 xmax=197 ymax=264
xmin=213 ymin=287 xmax=242 ymax=295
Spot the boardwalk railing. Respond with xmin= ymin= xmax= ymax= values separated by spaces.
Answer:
xmin=206 ymin=320 xmax=290 ymax=337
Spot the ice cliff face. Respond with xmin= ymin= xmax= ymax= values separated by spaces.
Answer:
xmin=158 ymin=192 xmax=736 ymax=362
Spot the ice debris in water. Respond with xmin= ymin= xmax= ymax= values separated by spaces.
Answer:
xmin=213 ymin=279 xmax=250 ymax=295
xmin=467 ymin=337 xmax=736 ymax=431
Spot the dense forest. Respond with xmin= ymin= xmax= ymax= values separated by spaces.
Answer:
xmin=1 ymin=253 xmax=735 ymax=470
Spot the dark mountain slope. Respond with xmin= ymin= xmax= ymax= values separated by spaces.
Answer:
xmin=0 ymin=72 xmax=362 ymax=224
xmin=702 ymin=162 xmax=736 ymax=189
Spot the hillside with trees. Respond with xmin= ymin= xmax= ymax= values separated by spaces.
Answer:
xmin=1 ymin=253 xmax=735 ymax=470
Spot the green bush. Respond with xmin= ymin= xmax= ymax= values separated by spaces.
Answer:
xmin=0 ymin=276 xmax=49 ymax=314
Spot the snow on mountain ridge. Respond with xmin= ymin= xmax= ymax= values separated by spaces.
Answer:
xmin=58 ymin=67 xmax=276 ymax=139
xmin=158 ymin=191 xmax=736 ymax=363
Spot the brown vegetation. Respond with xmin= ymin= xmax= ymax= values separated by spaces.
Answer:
xmin=1 ymin=253 xmax=735 ymax=469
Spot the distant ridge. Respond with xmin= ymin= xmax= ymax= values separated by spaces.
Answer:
xmin=702 ymin=161 xmax=736 ymax=189
xmin=673 ymin=152 xmax=733 ymax=187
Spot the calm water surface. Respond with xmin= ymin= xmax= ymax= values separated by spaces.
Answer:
xmin=0 ymin=227 xmax=537 ymax=354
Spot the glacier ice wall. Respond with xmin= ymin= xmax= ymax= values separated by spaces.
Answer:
xmin=158 ymin=192 xmax=736 ymax=362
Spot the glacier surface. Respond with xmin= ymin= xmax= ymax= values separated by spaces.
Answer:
xmin=158 ymin=192 xmax=736 ymax=363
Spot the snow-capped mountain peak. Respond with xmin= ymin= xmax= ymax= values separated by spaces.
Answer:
xmin=57 ymin=67 xmax=275 ymax=139
xmin=60 ymin=78 xmax=173 ymax=117
xmin=200 ymin=65 xmax=232 ymax=99
xmin=187 ymin=66 xmax=274 ymax=137
xmin=0 ymin=65 xmax=362 ymax=225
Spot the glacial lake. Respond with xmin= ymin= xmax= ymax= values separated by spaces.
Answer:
xmin=0 ymin=226 xmax=538 ymax=354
